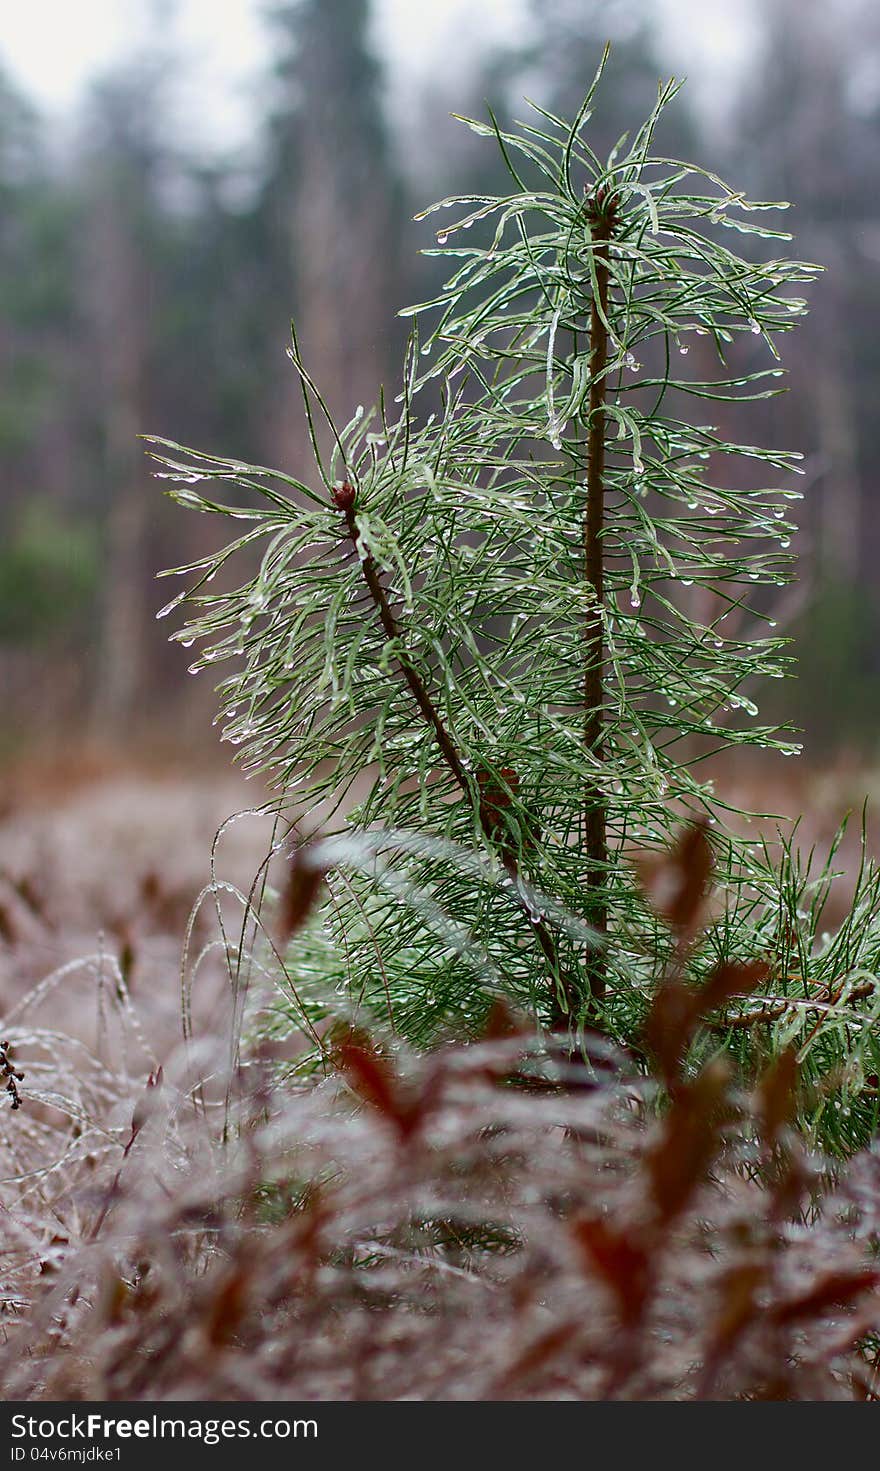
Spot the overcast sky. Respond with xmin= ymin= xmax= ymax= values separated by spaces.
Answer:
xmin=0 ymin=0 xmax=757 ymax=156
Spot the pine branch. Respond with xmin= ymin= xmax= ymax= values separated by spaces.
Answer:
xmin=333 ymin=480 xmax=469 ymax=791
xmin=717 ymin=977 xmax=878 ymax=1031
xmin=333 ymin=480 xmax=573 ymax=1018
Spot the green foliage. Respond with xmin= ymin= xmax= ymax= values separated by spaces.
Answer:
xmin=0 ymin=501 xmax=98 ymax=643
xmin=153 ymin=59 xmax=841 ymax=1062
xmin=689 ymin=812 xmax=880 ymax=1156
xmin=791 ymin=579 xmax=880 ymax=751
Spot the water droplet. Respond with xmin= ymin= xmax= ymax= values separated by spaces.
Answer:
xmin=678 ymin=344 xmax=689 ymax=356
xmin=749 ymin=320 xmax=761 ymax=334
xmin=437 ymin=233 xmax=449 ymax=245
xmin=630 ymin=590 xmax=641 ymax=609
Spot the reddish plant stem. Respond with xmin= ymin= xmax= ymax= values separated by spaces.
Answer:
xmin=341 ymin=499 xmax=469 ymax=792
xmin=337 ymin=490 xmax=571 ymax=1017
xmin=583 ymin=196 xmax=616 ymax=1009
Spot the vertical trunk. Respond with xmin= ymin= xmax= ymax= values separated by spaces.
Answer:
xmin=813 ymin=263 xmax=860 ymax=583
xmin=271 ymin=0 xmax=401 ymax=476
xmin=87 ymin=195 xmax=149 ymax=738
xmin=94 ymin=401 xmax=147 ymax=733
xmin=583 ymin=197 xmax=615 ymax=1007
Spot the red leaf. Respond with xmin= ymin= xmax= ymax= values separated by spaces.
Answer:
xmin=572 ymin=1215 xmax=651 ymax=1323
xmin=635 ymin=820 xmax=713 ymax=937
xmin=335 ymin=1039 xmax=421 ymax=1139
xmin=645 ymin=1060 xmax=729 ymax=1223
xmin=644 ymin=961 xmax=769 ymax=1084
xmin=772 ymin=1269 xmax=880 ymax=1327
xmin=643 ymin=978 xmax=695 ymax=1082
xmin=481 ymin=997 xmax=529 ymax=1041
xmin=758 ymin=1045 xmax=799 ymax=1142
xmin=279 ymin=846 xmax=327 ymax=942
xmin=701 ymin=959 xmax=769 ymax=1014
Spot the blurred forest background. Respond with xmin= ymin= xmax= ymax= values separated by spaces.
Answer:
xmin=2 ymin=0 xmax=878 ymax=772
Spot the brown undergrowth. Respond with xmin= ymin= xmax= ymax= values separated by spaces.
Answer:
xmin=2 ymin=827 xmax=880 ymax=1402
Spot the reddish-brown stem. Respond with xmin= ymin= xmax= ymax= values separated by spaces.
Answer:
xmin=337 ymin=490 xmax=570 ymax=1016
xmin=583 ymin=194 xmax=616 ymax=1009
xmin=341 ymin=499 xmax=470 ymax=792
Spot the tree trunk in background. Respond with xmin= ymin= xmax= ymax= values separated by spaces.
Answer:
xmin=736 ymin=0 xmax=878 ymax=590
xmin=266 ymin=0 xmax=403 ymax=475
xmin=812 ymin=254 xmax=861 ymax=583
xmin=87 ymin=195 xmax=149 ymax=737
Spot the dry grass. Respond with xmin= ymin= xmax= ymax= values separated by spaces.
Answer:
xmin=2 ymin=764 xmax=880 ymax=1402
xmin=0 ymin=768 xmax=272 ymax=1052
xmin=1 ymin=981 xmax=880 ymax=1399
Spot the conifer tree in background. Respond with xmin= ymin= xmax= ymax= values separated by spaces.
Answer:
xmin=0 ymin=69 xmax=94 ymax=679
xmin=79 ymin=0 xmax=203 ymax=733
xmin=153 ymin=56 xmax=840 ymax=1059
xmin=737 ymin=0 xmax=880 ymax=745
xmin=521 ymin=0 xmax=696 ymax=163
xmin=261 ymin=0 xmax=406 ymax=470
xmin=82 ymin=62 xmax=166 ymax=733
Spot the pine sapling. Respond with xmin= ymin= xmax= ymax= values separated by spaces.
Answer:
xmin=151 ymin=53 xmax=833 ymax=1059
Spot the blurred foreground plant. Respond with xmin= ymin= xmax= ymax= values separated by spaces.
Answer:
xmin=4 ymin=919 xmax=880 ymax=1402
